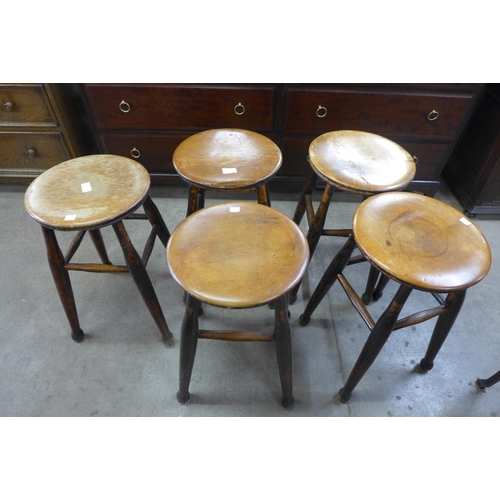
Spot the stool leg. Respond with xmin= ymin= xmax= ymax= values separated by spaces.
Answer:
xmin=420 ymin=290 xmax=466 ymax=372
xmin=257 ymin=184 xmax=271 ymax=207
xmin=41 ymin=226 xmax=84 ymax=342
xmin=112 ymin=221 xmax=174 ymax=346
xmin=143 ymin=195 xmax=170 ymax=247
xmin=299 ymin=234 xmax=357 ymax=326
xmin=476 ymin=370 xmax=500 ymax=390
xmin=274 ymin=295 xmax=294 ymax=409
xmin=187 ymin=185 xmax=198 ymax=217
xmin=292 ymin=171 xmax=318 ymax=226
xmin=88 ymin=229 xmax=112 ymax=265
xmin=361 ymin=265 xmax=381 ymax=305
xmin=338 ymin=284 xmax=413 ymax=403
xmin=289 ymin=183 xmax=335 ymax=305
xmin=177 ymin=294 xmax=201 ymax=404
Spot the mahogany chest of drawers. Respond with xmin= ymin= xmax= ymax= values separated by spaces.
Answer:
xmin=0 ymin=84 xmax=95 ymax=183
xmin=80 ymin=83 xmax=484 ymax=195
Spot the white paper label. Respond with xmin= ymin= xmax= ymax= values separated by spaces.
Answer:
xmin=81 ymin=182 xmax=92 ymax=193
xmin=229 ymin=207 xmax=240 ymax=213
xmin=459 ymin=217 xmax=472 ymax=226
xmin=222 ymin=168 xmax=238 ymax=174
xmin=64 ymin=214 xmax=77 ymax=221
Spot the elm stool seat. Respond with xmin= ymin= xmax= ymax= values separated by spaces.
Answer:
xmin=172 ymin=128 xmax=282 ymax=215
xmin=24 ymin=154 xmax=173 ymax=345
xmin=166 ymin=201 xmax=309 ymax=408
xmin=299 ymin=192 xmax=491 ymax=402
xmin=289 ymin=130 xmax=416 ymax=304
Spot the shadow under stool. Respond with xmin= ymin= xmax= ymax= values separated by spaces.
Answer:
xmin=24 ymin=154 xmax=174 ymax=346
xmin=172 ymin=128 xmax=282 ymax=215
xmin=298 ymin=191 xmax=491 ymax=402
xmin=289 ymin=130 xmax=416 ymax=305
xmin=166 ymin=201 xmax=309 ymax=408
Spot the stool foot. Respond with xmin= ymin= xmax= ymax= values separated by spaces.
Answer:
xmin=71 ymin=328 xmax=85 ymax=343
xmin=361 ymin=292 xmax=373 ymax=305
xmin=281 ymin=396 xmax=294 ymax=409
xmin=337 ymin=387 xmax=351 ymax=404
xmin=288 ymin=292 xmax=298 ymax=305
xmin=162 ymin=332 xmax=174 ymax=347
xmin=299 ymin=314 xmax=310 ymax=326
xmin=419 ymin=358 xmax=434 ymax=372
xmin=177 ymin=390 xmax=190 ymax=404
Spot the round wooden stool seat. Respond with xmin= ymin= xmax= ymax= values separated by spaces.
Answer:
xmin=167 ymin=201 xmax=309 ymax=308
xmin=309 ymin=130 xmax=416 ymax=194
xmin=24 ymin=154 xmax=173 ymax=345
xmin=172 ymin=128 xmax=282 ymax=191
xmin=25 ymin=154 xmax=150 ymax=230
xmin=353 ymin=192 xmax=492 ymax=292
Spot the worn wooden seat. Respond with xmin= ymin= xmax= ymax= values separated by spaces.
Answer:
xmin=172 ymin=128 xmax=282 ymax=215
xmin=166 ymin=201 xmax=309 ymax=408
xmin=24 ymin=154 xmax=173 ymax=345
xmin=289 ymin=130 xmax=416 ymax=304
xmin=299 ymin=192 xmax=491 ymax=402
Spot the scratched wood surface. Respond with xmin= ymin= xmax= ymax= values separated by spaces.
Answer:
xmin=353 ymin=192 xmax=492 ymax=292
xmin=172 ymin=128 xmax=282 ymax=190
xmin=167 ymin=201 xmax=309 ymax=308
xmin=308 ymin=130 xmax=416 ymax=194
xmin=24 ymin=154 xmax=150 ymax=230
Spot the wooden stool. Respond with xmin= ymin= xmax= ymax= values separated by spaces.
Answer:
xmin=172 ymin=128 xmax=282 ymax=215
xmin=24 ymin=154 xmax=174 ymax=345
xmin=289 ymin=130 xmax=416 ymax=304
xmin=298 ymin=192 xmax=491 ymax=402
xmin=166 ymin=201 xmax=309 ymax=408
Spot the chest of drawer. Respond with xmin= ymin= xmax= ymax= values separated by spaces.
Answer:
xmin=84 ymin=84 xmax=278 ymax=132
xmin=0 ymin=84 xmax=57 ymax=127
xmin=99 ymin=131 xmax=191 ymax=175
xmin=283 ymin=88 xmax=474 ymax=139
xmin=0 ymin=131 xmax=70 ymax=170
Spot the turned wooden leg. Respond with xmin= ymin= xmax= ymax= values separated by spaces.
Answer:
xmin=143 ymin=195 xmax=170 ymax=247
xmin=476 ymin=370 xmax=500 ymax=390
xmin=274 ymin=294 xmax=294 ymax=409
xmin=289 ymin=183 xmax=335 ymax=305
xmin=257 ymin=184 xmax=271 ymax=207
xmin=420 ymin=290 xmax=466 ymax=372
xmin=299 ymin=234 xmax=357 ymax=326
xmin=292 ymin=171 xmax=318 ymax=226
xmin=338 ymin=284 xmax=413 ymax=403
xmin=177 ymin=294 xmax=201 ymax=404
xmin=88 ymin=229 xmax=112 ymax=265
xmin=361 ymin=265 xmax=381 ymax=305
xmin=41 ymin=226 xmax=84 ymax=342
xmin=112 ymin=221 xmax=173 ymax=346
xmin=187 ymin=185 xmax=203 ymax=217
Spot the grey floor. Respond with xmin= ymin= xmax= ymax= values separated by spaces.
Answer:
xmin=1 ymin=180 xmax=500 ymax=417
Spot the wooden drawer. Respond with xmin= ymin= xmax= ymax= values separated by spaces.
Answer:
xmin=99 ymin=131 xmax=191 ymax=175
xmin=283 ymin=87 xmax=474 ymax=139
xmin=280 ymin=137 xmax=449 ymax=181
xmin=0 ymin=84 xmax=57 ymax=127
xmin=84 ymin=84 xmax=278 ymax=132
xmin=0 ymin=131 xmax=70 ymax=170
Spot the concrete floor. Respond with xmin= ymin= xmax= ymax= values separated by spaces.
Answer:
xmin=1 ymin=179 xmax=500 ymax=417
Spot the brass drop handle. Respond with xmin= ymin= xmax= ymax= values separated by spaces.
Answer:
xmin=316 ymin=105 xmax=327 ymax=118
xmin=234 ymin=102 xmax=245 ymax=115
xmin=130 ymin=147 xmax=141 ymax=159
xmin=427 ymin=110 xmax=439 ymax=121
xmin=119 ymin=100 xmax=131 ymax=113
xmin=26 ymin=148 xmax=35 ymax=157
xmin=412 ymin=155 xmax=419 ymax=164
xmin=3 ymin=101 xmax=13 ymax=111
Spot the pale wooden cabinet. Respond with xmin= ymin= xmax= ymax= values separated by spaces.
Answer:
xmin=0 ymin=84 xmax=95 ymax=183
